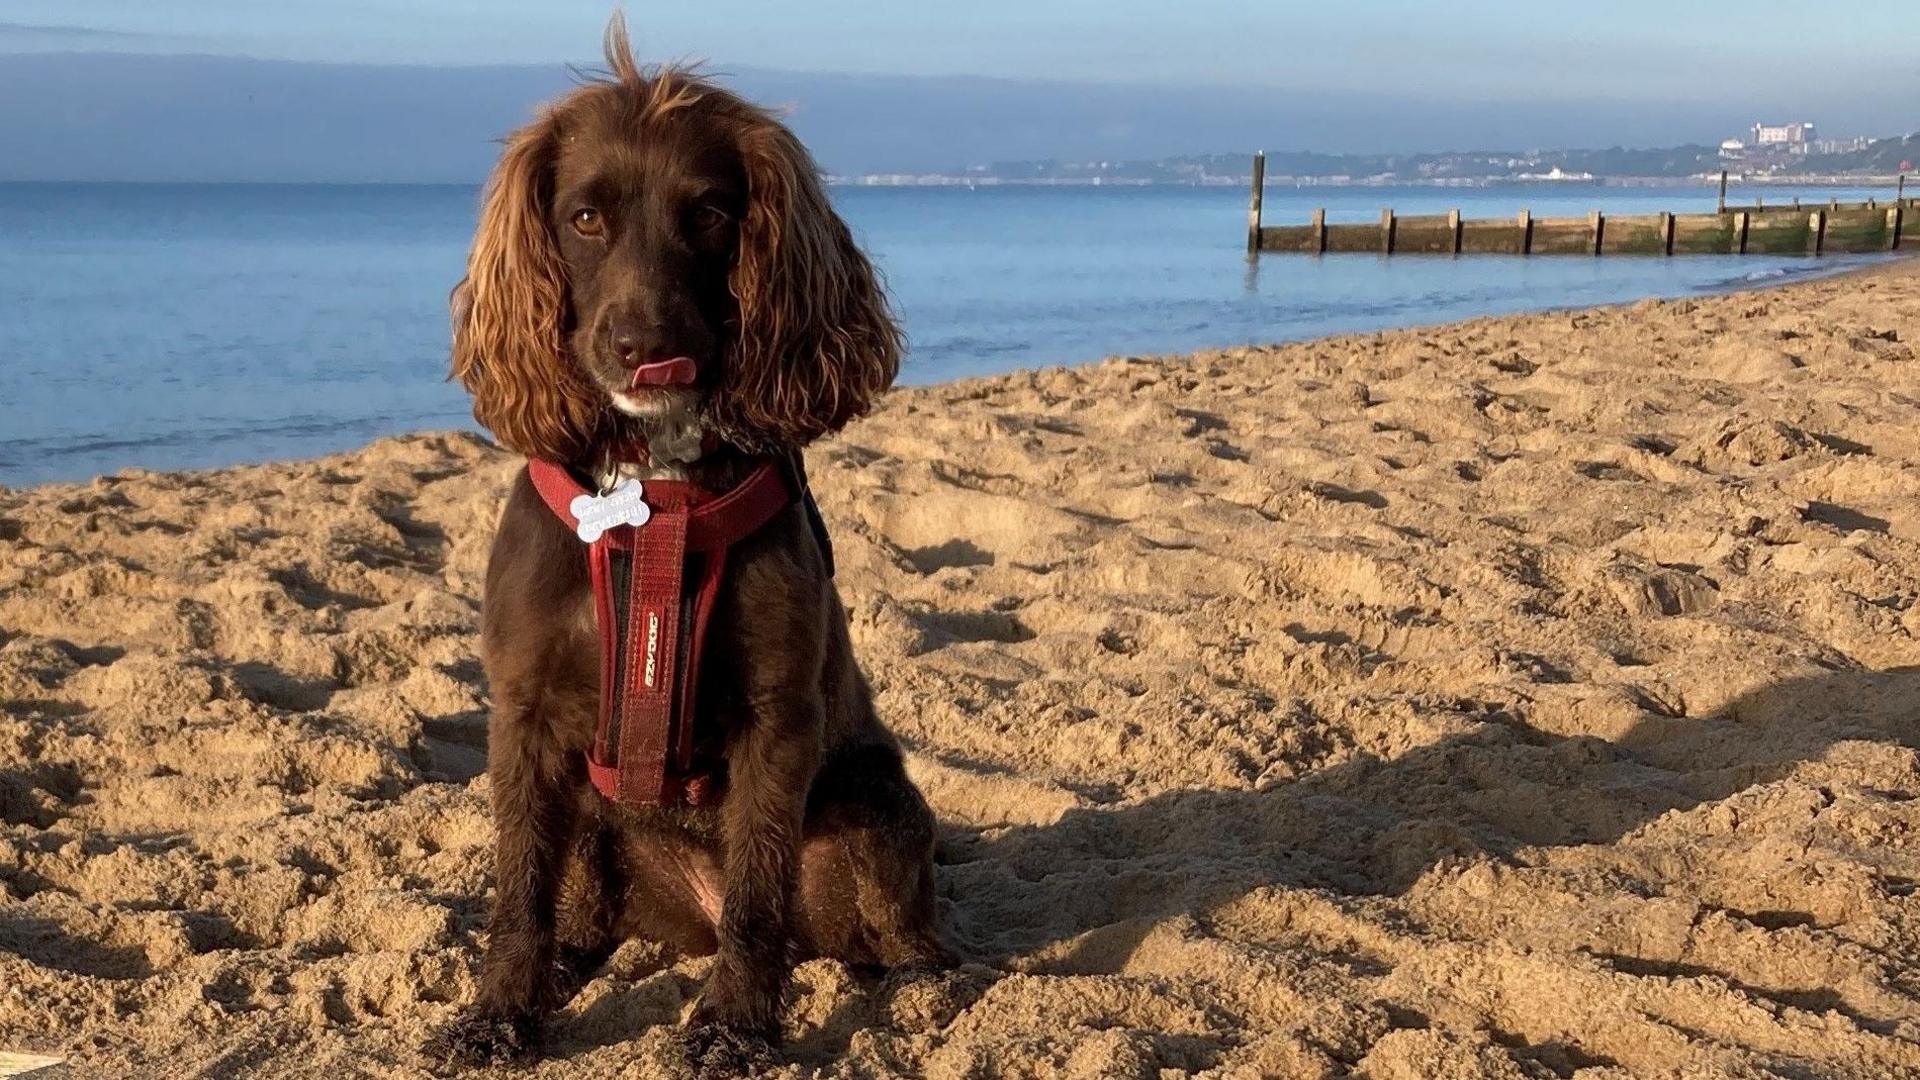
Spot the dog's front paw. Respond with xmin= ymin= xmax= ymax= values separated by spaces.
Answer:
xmin=425 ymin=1009 xmax=542 ymax=1071
xmin=681 ymin=1020 xmax=779 ymax=1078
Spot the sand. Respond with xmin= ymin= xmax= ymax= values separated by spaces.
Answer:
xmin=5 ymin=259 xmax=1920 ymax=1079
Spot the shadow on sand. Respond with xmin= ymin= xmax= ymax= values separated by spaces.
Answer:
xmin=939 ymin=665 xmax=1920 ymax=960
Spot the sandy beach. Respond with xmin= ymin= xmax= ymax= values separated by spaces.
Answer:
xmin=4 ymin=259 xmax=1920 ymax=1078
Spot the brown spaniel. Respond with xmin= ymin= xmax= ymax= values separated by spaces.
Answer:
xmin=430 ymin=18 xmax=950 ymax=1073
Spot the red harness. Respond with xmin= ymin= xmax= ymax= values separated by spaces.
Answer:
xmin=528 ymin=455 xmax=796 ymax=807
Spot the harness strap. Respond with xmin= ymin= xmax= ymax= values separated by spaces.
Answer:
xmin=527 ymin=457 xmax=797 ymax=806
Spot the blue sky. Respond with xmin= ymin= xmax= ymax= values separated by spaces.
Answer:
xmin=3 ymin=0 xmax=1913 ymax=108
xmin=2 ymin=0 xmax=1913 ymax=178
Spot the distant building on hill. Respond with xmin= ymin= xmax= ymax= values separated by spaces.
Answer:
xmin=1807 ymin=135 xmax=1873 ymax=156
xmin=1751 ymin=121 xmax=1816 ymax=152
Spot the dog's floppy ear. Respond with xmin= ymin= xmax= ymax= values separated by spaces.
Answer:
xmin=709 ymin=117 xmax=903 ymax=449
xmin=451 ymin=119 xmax=603 ymax=462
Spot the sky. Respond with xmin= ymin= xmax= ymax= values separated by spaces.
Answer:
xmin=0 ymin=2 xmax=1914 ymax=180
xmin=2 ymin=0 xmax=1914 ymax=111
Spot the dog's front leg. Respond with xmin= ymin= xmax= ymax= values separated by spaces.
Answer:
xmin=687 ymin=691 xmax=822 ymax=1055
xmin=478 ymin=704 xmax=580 ymax=1011
xmin=433 ymin=699 xmax=579 ymax=1065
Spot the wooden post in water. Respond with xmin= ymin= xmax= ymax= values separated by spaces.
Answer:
xmin=1718 ymin=170 xmax=1729 ymax=213
xmin=1733 ymin=210 xmax=1750 ymax=254
xmin=1589 ymin=210 xmax=1605 ymax=255
xmin=1310 ymin=208 xmax=1327 ymax=254
xmin=1380 ymin=208 xmax=1396 ymax=254
xmin=1659 ymin=211 xmax=1675 ymax=255
xmin=1448 ymin=208 xmax=1463 ymax=254
xmin=1246 ymin=152 xmax=1265 ymax=253
xmin=1517 ymin=208 xmax=1533 ymax=254
xmin=1810 ymin=209 xmax=1827 ymax=255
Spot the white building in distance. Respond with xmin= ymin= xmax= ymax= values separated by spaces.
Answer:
xmin=1751 ymin=122 xmax=1815 ymax=148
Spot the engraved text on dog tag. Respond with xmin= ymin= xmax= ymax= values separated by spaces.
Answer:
xmin=569 ymin=478 xmax=651 ymax=543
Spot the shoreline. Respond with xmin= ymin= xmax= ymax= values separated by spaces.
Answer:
xmin=4 ymin=251 xmax=1910 ymax=494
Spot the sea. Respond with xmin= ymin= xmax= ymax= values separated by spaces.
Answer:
xmin=0 ymin=180 xmax=1898 ymax=487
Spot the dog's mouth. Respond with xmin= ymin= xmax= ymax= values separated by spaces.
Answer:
xmin=606 ymin=356 xmax=704 ymax=418
xmin=628 ymin=356 xmax=699 ymax=388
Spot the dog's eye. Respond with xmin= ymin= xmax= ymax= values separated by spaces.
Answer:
xmin=571 ymin=207 xmax=605 ymax=237
xmin=692 ymin=203 xmax=731 ymax=231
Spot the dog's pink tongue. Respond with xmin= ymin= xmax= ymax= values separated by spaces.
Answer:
xmin=630 ymin=357 xmax=698 ymax=388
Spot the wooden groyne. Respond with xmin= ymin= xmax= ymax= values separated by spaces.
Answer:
xmin=1247 ymin=155 xmax=1914 ymax=256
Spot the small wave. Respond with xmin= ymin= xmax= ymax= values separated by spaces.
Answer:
xmin=0 ymin=408 xmax=473 ymax=461
xmin=915 ymin=335 xmax=1031 ymax=356
xmin=1703 ymin=255 xmax=1890 ymax=293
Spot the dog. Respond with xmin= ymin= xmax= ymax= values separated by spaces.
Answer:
xmin=430 ymin=18 xmax=951 ymax=1072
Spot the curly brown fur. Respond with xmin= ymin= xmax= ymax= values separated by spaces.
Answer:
xmin=430 ymin=15 xmax=946 ymax=1072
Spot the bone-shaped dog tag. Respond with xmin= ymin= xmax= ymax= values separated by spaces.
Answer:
xmin=569 ymin=478 xmax=651 ymax=543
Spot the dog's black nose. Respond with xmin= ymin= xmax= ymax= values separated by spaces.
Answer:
xmin=611 ymin=325 xmax=642 ymax=365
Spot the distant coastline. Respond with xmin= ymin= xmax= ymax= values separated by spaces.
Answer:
xmin=0 ymin=175 xmax=1900 ymax=191
xmin=836 ymin=133 xmax=1917 ymax=188
xmin=828 ymin=173 xmax=1909 ymax=188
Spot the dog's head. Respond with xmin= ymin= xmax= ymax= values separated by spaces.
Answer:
xmin=451 ymin=18 xmax=902 ymax=462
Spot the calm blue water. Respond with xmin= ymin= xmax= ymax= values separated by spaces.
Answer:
xmin=0 ymin=181 xmax=1897 ymax=487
